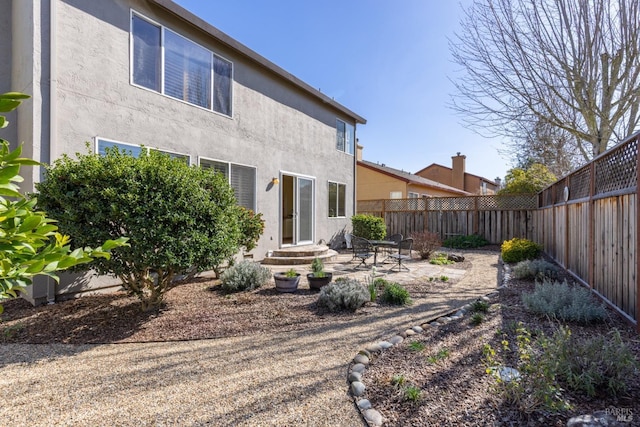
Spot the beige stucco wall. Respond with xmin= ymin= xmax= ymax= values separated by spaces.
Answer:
xmin=357 ymin=165 xmax=407 ymax=200
xmin=11 ymin=0 xmax=360 ymax=303
xmin=416 ymin=165 xmax=453 ymax=187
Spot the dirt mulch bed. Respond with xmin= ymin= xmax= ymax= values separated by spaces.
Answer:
xmin=0 ymin=263 xmax=468 ymax=344
xmin=361 ymin=275 xmax=640 ymax=426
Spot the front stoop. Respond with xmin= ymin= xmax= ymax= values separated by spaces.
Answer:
xmin=261 ymin=245 xmax=338 ymax=265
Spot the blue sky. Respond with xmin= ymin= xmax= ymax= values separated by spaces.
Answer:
xmin=174 ymin=0 xmax=510 ymax=182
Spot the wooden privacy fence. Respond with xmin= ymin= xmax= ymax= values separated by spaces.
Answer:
xmin=536 ymin=132 xmax=638 ymax=327
xmin=357 ymin=131 xmax=640 ymax=328
xmin=357 ymin=194 xmax=538 ymax=244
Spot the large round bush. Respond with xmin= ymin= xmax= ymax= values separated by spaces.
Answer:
xmin=36 ymin=147 xmax=241 ymax=310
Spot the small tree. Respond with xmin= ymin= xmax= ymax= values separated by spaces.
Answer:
xmin=36 ymin=146 xmax=242 ymax=310
xmin=0 ymin=92 xmax=127 ymax=312
xmin=498 ymin=164 xmax=557 ymax=195
xmin=351 ymin=214 xmax=386 ymax=240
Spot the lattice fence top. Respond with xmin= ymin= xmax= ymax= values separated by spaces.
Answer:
xmin=539 ymin=134 xmax=638 ymax=207
xmin=594 ymin=139 xmax=637 ymax=195
xmin=356 ymin=195 xmax=537 ymax=213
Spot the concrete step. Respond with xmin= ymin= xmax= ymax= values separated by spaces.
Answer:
xmin=262 ymin=247 xmax=338 ymax=265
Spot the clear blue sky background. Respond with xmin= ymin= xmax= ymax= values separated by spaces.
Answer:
xmin=174 ymin=0 xmax=510 ymax=182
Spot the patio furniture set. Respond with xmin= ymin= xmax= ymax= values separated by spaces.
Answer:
xmin=349 ymin=234 xmax=413 ymax=272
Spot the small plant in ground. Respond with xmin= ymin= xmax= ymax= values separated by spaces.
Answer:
xmin=542 ymin=327 xmax=639 ymax=397
xmin=483 ymin=322 xmax=571 ymax=414
xmin=220 ymin=261 xmax=271 ymax=293
xmin=522 ymin=279 xmax=607 ymax=323
xmin=501 ymin=238 xmax=542 ymax=263
xmin=443 ymin=234 xmax=488 ymax=249
xmin=365 ymin=267 xmax=379 ymax=302
xmin=440 ymin=275 xmax=449 ymax=282
xmin=429 ymin=253 xmax=454 ymax=265
xmin=404 ymin=385 xmax=422 ymax=402
xmin=470 ymin=312 xmax=485 ymax=325
xmin=410 ymin=231 xmax=441 ymax=259
xmin=408 ymin=341 xmax=426 ymax=352
xmin=391 ymin=374 xmax=406 ymax=386
xmin=426 ymin=348 xmax=450 ymax=364
xmin=381 ymin=282 xmax=412 ymax=305
xmin=317 ymin=278 xmax=369 ymax=312
xmin=511 ymin=258 xmax=560 ymax=280
xmin=471 ymin=299 xmax=490 ymax=313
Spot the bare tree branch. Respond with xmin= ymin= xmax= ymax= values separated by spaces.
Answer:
xmin=450 ymin=0 xmax=640 ymax=162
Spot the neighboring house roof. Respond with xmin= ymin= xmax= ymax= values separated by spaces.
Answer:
xmin=150 ymin=0 xmax=366 ymax=125
xmin=415 ymin=163 xmax=497 ymax=185
xmin=358 ymin=160 xmax=471 ymax=195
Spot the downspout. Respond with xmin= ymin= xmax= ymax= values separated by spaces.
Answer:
xmin=46 ymin=0 xmax=58 ymax=304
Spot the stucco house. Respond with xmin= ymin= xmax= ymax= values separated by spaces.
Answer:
xmin=357 ymin=146 xmax=470 ymax=201
xmin=415 ymin=153 xmax=500 ymax=195
xmin=1 ymin=0 xmax=365 ymax=304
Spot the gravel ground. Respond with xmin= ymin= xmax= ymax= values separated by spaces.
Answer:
xmin=0 ymin=250 xmax=499 ymax=426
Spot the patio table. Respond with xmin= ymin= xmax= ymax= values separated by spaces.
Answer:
xmin=369 ymin=240 xmax=398 ymax=266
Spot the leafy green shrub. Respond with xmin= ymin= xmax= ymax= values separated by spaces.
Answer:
xmin=410 ymin=231 xmax=441 ymax=259
xmin=522 ymin=279 xmax=607 ymax=323
xmin=542 ymin=327 xmax=638 ymax=397
xmin=501 ymin=238 xmax=542 ymax=263
xmin=443 ymin=234 xmax=488 ymax=249
xmin=317 ymin=278 xmax=369 ymax=312
xmin=471 ymin=299 xmax=490 ymax=313
xmin=0 ymin=92 xmax=127 ymax=312
xmin=237 ymin=207 xmax=264 ymax=252
xmin=220 ymin=261 xmax=271 ymax=293
xmin=381 ymin=282 xmax=411 ymax=305
xmin=351 ymin=214 xmax=386 ymax=240
xmin=429 ymin=253 xmax=454 ymax=265
xmin=470 ymin=313 xmax=485 ymax=325
xmin=36 ymin=146 xmax=243 ymax=310
xmin=511 ymin=259 xmax=560 ymax=280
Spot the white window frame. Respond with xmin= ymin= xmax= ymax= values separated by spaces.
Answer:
xmin=336 ymin=119 xmax=355 ymax=155
xmin=95 ymin=137 xmax=190 ymax=164
xmin=408 ymin=192 xmax=419 ymax=198
xmin=199 ymin=157 xmax=257 ymax=211
xmin=130 ymin=10 xmax=234 ymax=118
xmin=328 ymin=181 xmax=346 ymax=218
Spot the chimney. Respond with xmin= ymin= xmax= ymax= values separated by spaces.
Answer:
xmin=452 ymin=152 xmax=466 ymax=190
xmin=356 ymin=141 xmax=363 ymax=161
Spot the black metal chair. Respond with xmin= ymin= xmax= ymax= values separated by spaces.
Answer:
xmin=387 ymin=238 xmax=413 ymax=272
xmin=381 ymin=233 xmax=403 ymax=263
xmin=351 ymin=236 xmax=374 ymax=268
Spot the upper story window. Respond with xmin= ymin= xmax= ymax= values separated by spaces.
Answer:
xmin=96 ymin=138 xmax=190 ymax=164
xmin=200 ymin=158 xmax=257 ymax=211
xmin=336 ymin=119 xmax=355 ymax=155
xmin=131 ymin=13 xmax=233 ymax=116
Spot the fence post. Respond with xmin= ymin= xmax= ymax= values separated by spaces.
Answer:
xmin=473 ymin=196 xmax=479 ymax=236
xmin=636 ymin=137 xmax=640 ymax=331
xmin=588 ymin=161 xmax=595 ymax=292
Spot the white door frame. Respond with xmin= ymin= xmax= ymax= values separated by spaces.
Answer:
xmin=280 ymin=171 xmax=315 ymax=247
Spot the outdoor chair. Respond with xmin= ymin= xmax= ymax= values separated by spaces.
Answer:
xmin=388 ymin=238 xmax=413 ymax=272
xmin=351 ymin=236 xmax=374 ymax=268
xmin=381 ymin=233 xmax=403 ymax=263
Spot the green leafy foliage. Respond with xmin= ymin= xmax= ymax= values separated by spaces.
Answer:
xmin=511 ymin=258 xmax=560 ymax=280
xmin=317 ymin=278 xmax=369 ymax=312
xmin=442 ymin=234 xmax=488 ymax=249
xmin=0 ymin=92 xmax=128 ymax=312
xmin=35 ymin=146 xmax=242 ymax=310
xmin=471 ymin=299 xmax=490 ymax=313
xmin=521 ymin=279 xmax=607 ymax=323
xmin=426 ymin=348 xmax=450 ymax=364
xmin=351 ymin=214 xmax=386 ymax=240
xmin=541 ymin=327 xmax=638 ymax=397
xmin=236 ymin=207 xmax=264 ymax=252
xmin=501 ymin=237 xmax=542 ymax=263
xmin=498 ymin=164 xmax=557 ymax=195
xmin=311 ymin=257 xmax=325 ymax=277
xmin=484 ymin=323 xmax=571 ymax=414
xmin=220 ymin=261 xmax=271 ymax=293
xmin=381 ymin=282 xmax=411 ymax=305
xmin=429 ymin=253 xmax=454 ymax=265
